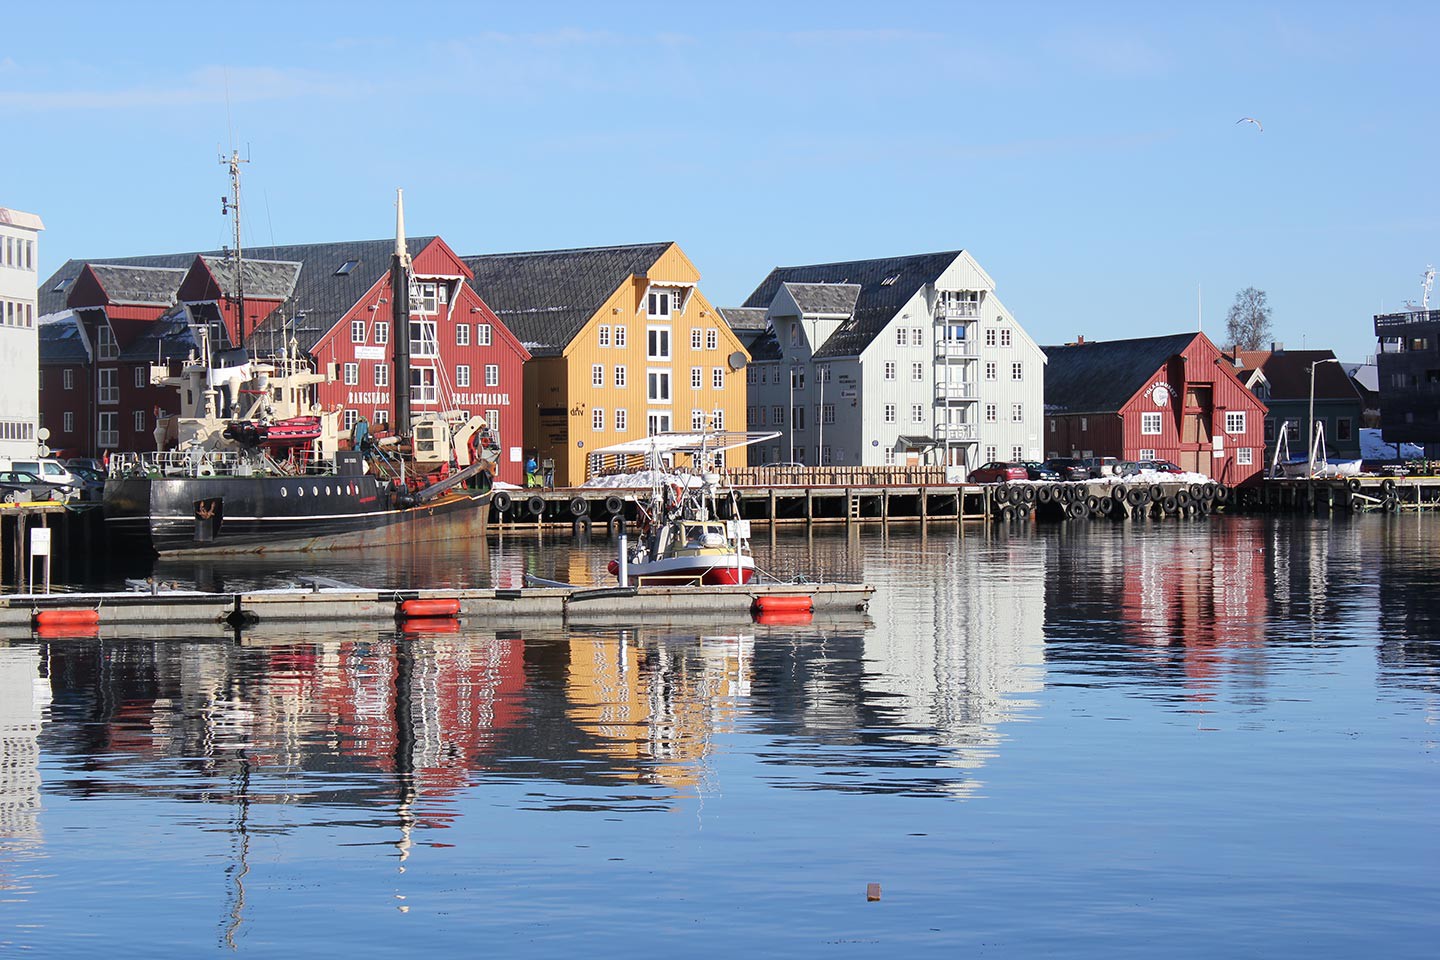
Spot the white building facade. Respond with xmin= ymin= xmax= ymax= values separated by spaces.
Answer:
xmin=732 ymin=250 xmax=1045 ymax=472
xmin=0 ymin=207 xmax=43 ymax=461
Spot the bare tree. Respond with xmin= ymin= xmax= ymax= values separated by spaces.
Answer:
xmin=1225 ymin=287 xmax=1273 ymax=351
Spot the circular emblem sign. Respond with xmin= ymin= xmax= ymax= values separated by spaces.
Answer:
xmin=1151 ymin=385 xmax=1170 ymax=407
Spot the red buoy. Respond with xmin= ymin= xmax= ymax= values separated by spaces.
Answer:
xmin=34 ymin=608 xmax=101 ymax=628
xmin=607 ymin=559 xmax=620 ymax=576
xmin=752 ymin=594 xmax=813 ymax=615
xmin=398 ymin=598 xmax=461 ymax=619
xmin=399 ymin=616 xmax=460 ymax=634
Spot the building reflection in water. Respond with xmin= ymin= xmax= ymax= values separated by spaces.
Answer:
xmin=0 ymin=644 xmax=50 ymax=895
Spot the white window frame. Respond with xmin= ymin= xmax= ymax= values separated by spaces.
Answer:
xmin=884 ymin=403 xmax=896 ymax=423
xmin=598 ymin=324 xmax=610 ymax=347
xmin=1012 ymin=362 xmax=1024 ymax=381
xmin=691 ymin=366 xmax=703 ymax=389
xmin=691 ymin=408 xmax=706 ymax=430
xmin=911 ymin=403 xmax=925 ymax=422
xmin=1141 ymin=411 xmax=1162 ymax=435
xmin=456 ymin=323 xmax=470 ymax=347
xmin=485 ymin=364 xmax=499 ymax=387
xmin=134 ymin=366 xmax=147 ymax=388
xmin=985 ymin=361 xmax=997 ymax=381
xmin=985 ymin=403 xmax=997 ymax=423
xmin=912 ymin=362 xmax=924 ymax=382
xmin=1237 ymin=447 xmax=1253 ymax=465
xmin=1138 ymin=448 xmax=1156 ymax=460
xmin=63 ymin=411 xmax=75 ymax=433
xmin=374 ymin=364 xmax=389 ymax=387
xmin=648 ymin=369 xmax=672 ymax=402
xmin=410 ymin=319 xmax=438 ymax=358
xmin=647 ymin=326 xmax=671 ymax=361
xmin=884 ymin=361 xmax=896 ymax=381
xmin=411 ymin=367 xmax=437 ymax=405
xmin=691 ymin=328 xmax=703 ymax=350
xmin=615 ymin=408 xmax=627 ymax=431
xmin=97 ymin=368 xmax=118 ymax=405
xmin=647 ymin=288 xmax=673 ymax=319
xmin=614 ymin=365 xmax=627 ymax=388
xmin=351 ymin=319 xmax=366 ymax=343
xmin=343 ymin=363 xmax=359 ymax=386
xmin=706 ymin=328 xmax=718 ymax=350
xmin=1226 ymin=411 xmax=1247 ymax=434
xmin=614 ymin=325 xmax=626 ymax=347
xmin=712 ymin=367 xmax=724 ymax=389
xmin=593 ymin=407 xmax=605 ymax=431
xmin=375 ymin=322 xmax=389 ymax=345
xmin=456 ymin=365 xmax=471 ymax=388
xmin=134 ymin=409 xmax=146 ymax=432
xmin=593 ymin=364 xmax=605 ymax=388
xmin=478 ymin=323 xmax=492 ymax=346
xmin=1012 ymin=403 xmax=1024 ymax=423
xmin=97 ymin=411 xmax=119 ymax=448
xmin=63 ymin=368 xmax=74 ymax=390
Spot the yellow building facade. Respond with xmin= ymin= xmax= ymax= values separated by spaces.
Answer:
xmin=465 ymin=242 xmax=750 ymax=487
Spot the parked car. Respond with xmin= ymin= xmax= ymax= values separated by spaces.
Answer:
xmin=1078 ymin=456 xmax=1137 ymax=478
xmin=967 ymin=461 xmax=1030 ymax=484
xmin=67 ymin=457 xmax=106 ymax=474
xmin=1134 ymin=459 xmax=1183 ymax=475
xmin=1 ymin=457 xmax=79 ymax=489
xmin=0 ymin=470 xmax=71 ymax=503
xmin=1022 ymin=461 xmax=1061 ymax=481
xmin=66 ymin=463 xmax=107 ymax=501
xmin=1041 ymin=457 xmax=1090 ymax=481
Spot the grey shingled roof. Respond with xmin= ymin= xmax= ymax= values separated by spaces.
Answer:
xmin=118 ymin=306 xmax=199 ymax=362
xmin=461 ymin=242 xmax=672 ymax=354
xmin=743 ymin=251 xmax=960 ymax=359
xmin=37 ymin=313 xmax=90 ymax=363
xmin=780 ymin=282 xmax=861 ymax=318
xmin=86 ymin=264 xmax=186 ymax=306
xmin=198 ymin=255 xmax=303 ymax=302
xmin=717 ymin=307 xmax=780 ymax=362
xmin=1041 ymin=333 xmax=1198 ymax=415
xmin=39 ymin=238 xmax=435 ymax=354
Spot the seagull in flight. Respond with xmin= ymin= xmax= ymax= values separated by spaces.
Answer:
xmin=1237 ymin=117 xmax=1263 ymax=132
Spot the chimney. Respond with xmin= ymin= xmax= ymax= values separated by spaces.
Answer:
xmin=1077 ymin=334 xmax=1085 ymax=344
xmin=1270 ymin=341 xmax=1284 ymax=352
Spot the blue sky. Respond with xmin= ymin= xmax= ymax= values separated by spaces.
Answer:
xmin=3 ymin=1 xmax=1434 ymax=361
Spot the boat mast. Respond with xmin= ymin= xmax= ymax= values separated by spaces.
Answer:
xmin=391 ymin=189 xmax=412 ymax=438
xmin=220 ymin=150 xmax=249 ymax=352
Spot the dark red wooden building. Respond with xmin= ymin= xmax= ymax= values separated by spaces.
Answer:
xmin=1042 ymin=331 xmax=1269 ymax=484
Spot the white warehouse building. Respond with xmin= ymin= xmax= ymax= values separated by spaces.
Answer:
xmin=723 ymin=250 xmax=1045 ymax=472
xmin=0 ymin=206 xmax=44 ymax=461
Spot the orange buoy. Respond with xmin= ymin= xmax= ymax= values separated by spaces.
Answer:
xmin=399 ymin=616 xmax=460 ymax=634
xmin=752 ymin=594 xmax=813 ymax=615
xmin=398 ymin=598 xmax=461 ymax=619
xmin=34 ymin=608 xmax=101 ymax=628
xmin=35 ymin=620 xmax=100 ymax=639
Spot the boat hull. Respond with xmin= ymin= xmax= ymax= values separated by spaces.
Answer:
xmin=628 ymin=554 xmax=756 ymax=586
xmin=104 ymin=474 xmax=489 ymax=555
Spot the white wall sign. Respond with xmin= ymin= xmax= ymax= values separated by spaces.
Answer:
xmin=30 ymin=527 xmax=51 ymax=556
xmin=354 ymin=346 xmax=386 ymax=360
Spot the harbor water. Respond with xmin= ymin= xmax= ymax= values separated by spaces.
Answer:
xmin=1 ymin=515 xmax=1436 ymax=956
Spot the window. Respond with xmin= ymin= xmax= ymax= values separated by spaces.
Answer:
xmin=712 ymin=367 xmax=724 ymax=389
xmin=615 ymin=409 xmax=627 ymax=431
xmin=884 ymin=403 xmax=896 ymax=423
xmin=647 ymin=411 xmax=672 ymax=435
xmin=985 ymin=361 xmax=997 ymax=381
xmin=706 ymin=328 xmax=718 ymax=350
xmin=747 ymin=367 xmax=757 ymax=385
xmin=411 ymin=368 xmax=437 ymax=404
xmin=1000 ymin=329 xmax=1012 ymax=347
xmin=822 ymin=403 xmax=834 ymax=424
xmin=1237 ymin=447 xmax=1253 ymax=466
xmin=647 ymin=327 xmax=671 ymax=360
xmin=648 ymin=289 xmax=673 ymax=318
xmin=1337 ymin=417 xmax=1353 ymax=441
xmin=911 ymin=403 xmax=925 ymax=422
xmin=985 ymin=444 xmax=996 ymax=462
xmin=343 ymin=410 xmax=359 ymax=431
xmin=1141 ymin=412 xmax=1162 ymax=435
xmin=911 ymin=362 xmax=924 ymax=381
xmin=98 ymin=368 xmax=118 ymax=404
xmin=456 ymin=365 xmax=471 ymax=388
xmin=772 ymin=405 xmax=785 ymax=425
xmin=1012 ymin=445 xmax=1024 ymax=461
xmin=885 ymin=362 xmax=896 ymax=381
xmin=1264 ymin=417 xmax=1276 ymax=443
xmin=648 ymin=369 xmax=671 ymax=402
xmin=97 ymin=411 xmax=118 ymax=448
xmin=485 ymin=364 xmax=499 ymax=387
xmin=1138 ymin=448 xmax=1156 ymax=460
xmin=692 ymin=328 xmax=703 ymax=350
xmin=598 ymin=324 xmax=611 ymax=347
xmin=817 ymin=365 xmax=831 ymax=383
xmin=911 ymin=327 xmax=923 ymax=345
xmin=1080 ymin=417 xmax=1089 ymax=431
xmin=410 ymin=319 xmax=438 ymax=358
xmin=712 ymin=408 xmax=724 ymax=429
xmin=374 ymin=365 xmax=389 ymax=387
xmin=614 ymin=325 xmax=626 ymax=347
xmin=414 ymin=281 xmax=443 ymax=314
xmin=985 ymin=328 xmax=997 ymax=347
xmin=335 ymin=259 xmax=360 ymax=276
xmin=351 ymin=319 xmax=366 ymax=343
xmin=134 ymin=410 xmax=146 ymax=432
xmin=374 ymin=409 xmax=390 ymax=426
xmin=985 ymin=403 xmax=997 ymax=423
xmin=593 ymin=364 xmax=605 ymax=387
xmin=793 ymin=406 xmax=806 ymax=430
xmin=614 ymin=365 xmax=627 ymax=388
xmin=896 ymin=327 xmax=909 ymax=346
xmin=456 ymin=323 xmax=470 ymax=346
xmin=790 ymin=324 xmax=800 ymax=346
xmin=692 ymin=409 xmax=706 ymax=430
xmin=884 ymin=448 xmax=896 ymax=465
xmin=343 ymin=363 xmax=359 ymax=385
xmin=375 ymin=322 xmax=389 ymax=345
xmin=1012 ymin=362 xmax=1023 ymax=381
xmin=63 ymin=411 xmax=74 ymax=433
xmin=1012 ymin=403 xmax=1024 ymax=422
xmin=478 ymin=324 xmax=492 ymax=346
xmin=134 ymin=367 xmax=147 ymax=388
xmin=690 ymin=366 xmax=703 ymax=389
xmin=593 ymin=408 xmax=605 ymax=431
xmin=1225 ymin=411 xmax=1246 ymax=434
xmin=97 ymin=325 xmax=119 ymax=360
xmin=63 ymin=369 xmax=74 ymax=390
xmin=791 ymin=368 xmax=805 ymax=389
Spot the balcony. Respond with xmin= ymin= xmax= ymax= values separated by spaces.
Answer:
xmin=935 ymin=339 xmax=979 ymax=359
xmin=935 ymin=381 xmax=979 ymax=401
xmin=934 ymin=302 xmax=979 ymax=320
xmin=935 ymin=423 xmax=977 ymax=442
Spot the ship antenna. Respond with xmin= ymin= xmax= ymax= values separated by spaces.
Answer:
xmin=220 ymin=149 xmax=250 ymax=352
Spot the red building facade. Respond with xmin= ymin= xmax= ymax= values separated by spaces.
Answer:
xmin=1043 ymin=331 xmax=1269 ymax=484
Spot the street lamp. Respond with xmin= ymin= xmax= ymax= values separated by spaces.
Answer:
xmin=1307 ymin=357 xmax=1341 ymax=475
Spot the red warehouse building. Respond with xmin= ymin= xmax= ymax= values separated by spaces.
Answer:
xmin=1042 ymin=331 xmax=1269 ymax=484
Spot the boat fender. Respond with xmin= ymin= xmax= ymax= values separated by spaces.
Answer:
xmin=526 ymin=495 xmax=545 ymax=516
xmin=491 ymin=491 xmax=512 ymax=513
xmin=753 ymin=594 xmax=813 ymax=615
xmin=604 ymin=495 xmax=624 ymax=515
xmin=34 ymin=608 xmax=101 ymax=628
xmin=569 ymin=496 xmax=590 ymax=517
xmin=399 ymin=598 xmax=461 ymax=619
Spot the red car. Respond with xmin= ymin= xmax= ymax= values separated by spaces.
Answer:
xmin=968 ymin=461 xmax=1029 ymax=483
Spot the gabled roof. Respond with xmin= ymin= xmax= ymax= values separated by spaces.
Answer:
xmin=742 ymin=251 xmax=960 ymax=359
xmin=460 ymin=242 xmax=673 ymax=355
xmin=1236 ymin=349 xmax=1361 ymax=401
xmin=717 ymin=307 xmax=780 ymax=362
xmin=84 ymin=264 xmax=186 ymax=306
xmin=37 ymin=312 xmax=91 ymax=363
xmin=779 ymin=282 xmax=861 ymax=318
xmin=1041 ymin=333 xmax=1198 ymax=414
xmin=196 ymin=255 xmax=303 ymax=302
xmin=40 ymin=238 xmax=436 ymax=354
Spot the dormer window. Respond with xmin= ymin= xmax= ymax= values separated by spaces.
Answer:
xmin=413 ymin=281 xmax=448 ymax=315
xmin=647 ymin=288 xmax=673 ymax=318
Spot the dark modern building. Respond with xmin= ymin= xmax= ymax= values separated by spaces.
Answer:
xmin=1373 ymin=308 xmax=1440 ymax=452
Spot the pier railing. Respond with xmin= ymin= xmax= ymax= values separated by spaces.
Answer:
xmin=724 ymin=465 xmax=948 ymax=487
xmin=109 ymin=449 xmax=333 ymax=479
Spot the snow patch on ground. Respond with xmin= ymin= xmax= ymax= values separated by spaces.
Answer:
xmin=1360 ymin=428 xmax=1424 ymax=460
xmin=581 ymin=471 xmax=705 ymax=489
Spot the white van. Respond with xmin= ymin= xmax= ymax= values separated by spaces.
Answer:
xmin=0 ymin=457 xmax=79 ymax=492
